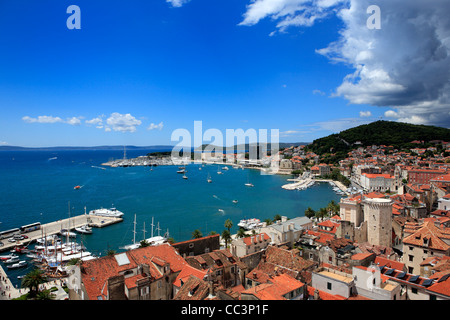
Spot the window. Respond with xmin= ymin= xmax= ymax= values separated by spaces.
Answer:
xmin=327 ymin=282 xmax=332 ymax=290
xmin=409 ymin=255 xmax=414 ymax=262
xmin=430 ymin=294 xmax=437 ymax=300
xmin=408 ymin=267 xmax=414 ymax=274
xmin=411 ymin=288 xmax=418 ymax=294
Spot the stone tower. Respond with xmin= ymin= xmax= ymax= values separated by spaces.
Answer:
xmin=363 ymin=198 xmax=393 ymax=248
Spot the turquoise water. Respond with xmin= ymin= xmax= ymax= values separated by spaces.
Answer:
xmin=0 ymin=149 xmax=342 ymax=287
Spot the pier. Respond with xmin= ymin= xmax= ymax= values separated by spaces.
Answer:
xmin=0 ymin=214 xmax=123 ymax=253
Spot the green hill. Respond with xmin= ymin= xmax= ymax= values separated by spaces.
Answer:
xmin=305 ymin=120 xmax=450 ymax=162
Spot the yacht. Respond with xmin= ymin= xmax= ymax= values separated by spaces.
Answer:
xmin=238 ymin=218 xmax=263 ymax=230
xmin=59 ymin=229 xmax=77 ymax=238
xmin=7 ymin=261 xmax=27 ymax=269
xmin=89 ymin=207 xmax=125 ymax=218
xmin=75 ymin=224 xmax=93 ymax=234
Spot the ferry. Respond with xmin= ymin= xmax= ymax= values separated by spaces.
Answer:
xmin=89 ymin=207 xmax=125 ymax=218
xmin=238 ymin=218 xmax=263 ymax=230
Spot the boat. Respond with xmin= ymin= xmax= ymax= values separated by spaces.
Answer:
xmin=3 ymin=256 xmax=20 ymax=264
xmin=245 ymin=183 xmax=254 ymax=187
xmin=182 ymin=174 xmax=188 ymax=180
xmin=7 ymin=261 xmax=27 ymax=269
xmin=238 ymin=218 xmax=263 ymax=230
xmin=59 ymin=229 xmax=77 ymax=238
xmin=75 ymin=224 xmax=93 ymax=234
xmin=222 ymin=166 xmax=229 ymax=171
xmin=232 ymin=200 xmax=238 ymax=204
xmin=89 ymin=207 xmax=125 ymax=218
xmin=0 ymin=253 xmax=18 ymax=261
xmin=122 ymin=216 xmax=167 ymax=250
xmin=207 ymin=173 xmax=212 ymax=183
xmin=74 ymin=185 xmax=81 ymax=190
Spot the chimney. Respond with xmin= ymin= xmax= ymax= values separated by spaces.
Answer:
xmin=314 ymin=289 xmax=320 ymax=300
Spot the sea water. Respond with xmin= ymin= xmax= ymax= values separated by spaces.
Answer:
xmin=0 ymin=149 xmax=342 ymax=287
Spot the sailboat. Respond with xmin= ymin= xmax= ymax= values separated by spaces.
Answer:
xmin=217 ymin=165 xmax=222 ymax=174
xmin=207 ymin=173 xmax=212 ymax=183
xmin=122 ymin=216 xmax=166 ymax=250
xmin=75 ymin=207 xmax=93 ymax=234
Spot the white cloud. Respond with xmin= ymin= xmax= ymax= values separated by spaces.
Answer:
xmin=148 ymin=122 xmax=164 ymax=131
xmin=66 ymin=117 xmax=83 ymax=126
xmin=22 ymin=115 xmax=83 ymax=126
xmin=384 ymin=110 xmax=398 ymax=118
xmin=166 ymin=0 xmax=190 ymax=7
xmin=313 ymin=89 xmax=326 ymax=96
xmin=0 ymin=141 xmax=8 ymax=146
xmin=105 ymin=112 xmax=142 ymax=133
xmin=22 ymin=115 xmax=64 ymax=124
xmin=359 ymin=111 xmax=372 ymax=117
xmin=85 ymin=117 xmax=103 ymax=126
xmin=241 ymin=0 xmax=450 ymax=127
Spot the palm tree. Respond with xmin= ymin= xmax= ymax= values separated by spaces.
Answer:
xmin=273 ymin=214 xmax=282 ymax=222
xmin=236 ymin=228 xmax=246 ymax=238
xmin=192 ymin=229 xmax=203 ymax=239
xmin=36 ymin=289 xmax=56 ymax=300
xmin=21 ymin=268 xmax=47 ymax=298
xmin=221 ymin=230 xmax=231 ymax=248
xmin=264 ymin=218 xmax=272 ymax=226
xmin=139 ymin=239 xmax=150 ymax=248
xmin=305 ymin=207 xmax=316 ymax=218
xmin=224 ymin=219 xmax=233 ymax=232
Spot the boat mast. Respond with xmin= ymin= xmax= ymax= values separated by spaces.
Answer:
xmin=132 ymin=214 xmax=137 ymax=245
xmin=142 ymin=222 xmax=146 ymax=241
xmin=151 ymin=217 xmax=154 ymax=238
xmin=156 ymin=222 xmax=161 ymax=237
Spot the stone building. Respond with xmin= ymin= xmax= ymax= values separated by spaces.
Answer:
xmin=364 ymin=197 xmax=393 ymax=248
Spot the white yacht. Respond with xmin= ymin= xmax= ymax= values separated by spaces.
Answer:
xmin=89 ymin=207 xmax=125 ymax=218
xmin=75 ymin=224 xmax=93 ymax=234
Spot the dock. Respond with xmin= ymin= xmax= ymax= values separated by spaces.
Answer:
xmin=0 ymin=214 xmax=123 ymax=253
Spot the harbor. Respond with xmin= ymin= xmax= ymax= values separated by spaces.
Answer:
xmin=0 ymin=214 xmax=123 ymax=253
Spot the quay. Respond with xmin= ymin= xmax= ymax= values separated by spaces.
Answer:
xmin=0 ymin=214 xmax=123 ymax=253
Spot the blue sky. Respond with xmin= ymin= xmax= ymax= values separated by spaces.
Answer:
xmin=1 ymin=0 xmax=449 ymax=147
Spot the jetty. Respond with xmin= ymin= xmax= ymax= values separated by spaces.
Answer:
xmin=0 ymin=214 xmax=122 ymax=253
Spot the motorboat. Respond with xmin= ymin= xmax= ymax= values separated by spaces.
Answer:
xmin=4 ymin=256 xmax=20 ymax=264
xmin=59 ymin=229 xmax=77 ymax=238
xmin=0 ymin=253 xmax=18 ymax=261
xmin=75 ymin=225 xmax=93 ymax=234
xmin=7 ymin=261 xmax=27 ymax=269
xmin=238 ymin=218 xmax=263 ymax=230
xmin=182 ymin=174 xmax=188 ymax=180
xmin=89 ymin=207 xmax=125 ymax=218
xmin=232 ymin=200 xmax=238 ymax=204
xmin=74 ymin=185 xmax=81 ymax=190
xmin=245 ymin=183 xmax=254 ymax=187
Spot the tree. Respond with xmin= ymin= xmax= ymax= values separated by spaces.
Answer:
xmin=237 ymin=228 xmax=246 ymax=238
xmin=36 ymin=289 xmax=56 ymax=300
xmin=316 ymin=207 xmax=328 ymax=219
xmin=192 ymin=229 xmax=203 ymax=239
xmin=224 ymin=219 xmax=233 ymax=232
xmin=273 ymin=214 xmax=282 ymax=222
xmin=305 ymin=207 xmax=316 ymax=219
xmin=221 ymin=230 xmax=231 ymax=248
xmin=139 ymin=239 xmax=150 ymax=248
xmin=264 ymin=218 xmax=272 ymax=226
xmin=21 ymin=268 xmax=47 ymax=298
xmin=107 ymin=249 xmax=116 ymax=256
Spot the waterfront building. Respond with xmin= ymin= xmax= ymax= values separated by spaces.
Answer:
xmin=172 ymin=234 xmax=220 ymax=258
xmin=360 ymin=173 xmax=394 ymax=192
xmin=260 ymin=216 xmax=313 ymax=248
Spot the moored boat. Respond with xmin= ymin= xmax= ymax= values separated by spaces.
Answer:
xmin=89 ymin=207 xmax=124 ymax=218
